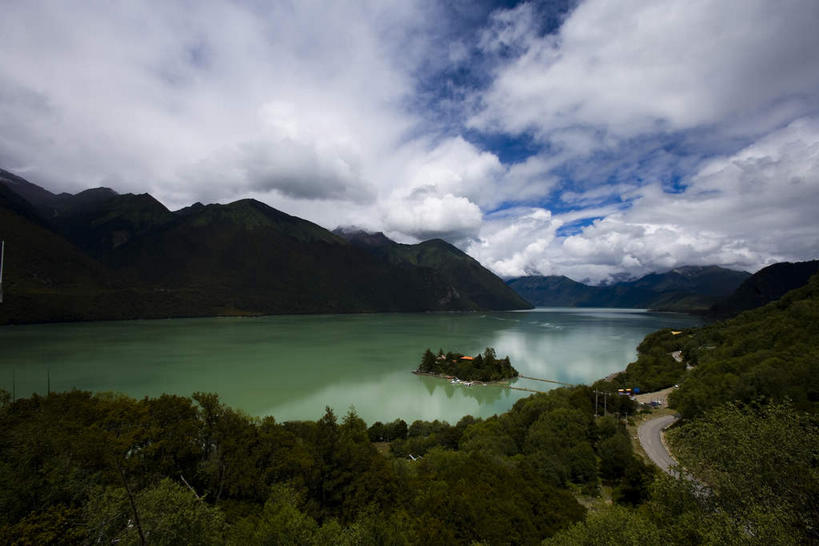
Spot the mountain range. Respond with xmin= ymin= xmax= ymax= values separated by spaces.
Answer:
xmin=707 ymin=259 xmax=819 ymax=318
xmin=3 ymin=168 xmax=815 ymax=324
xmin=0 ymin=169 xmax=530 ymax=324
xmin=506 ymin=266 xmax=752 ymax=313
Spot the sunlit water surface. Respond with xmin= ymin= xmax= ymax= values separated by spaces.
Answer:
xmin=0 ymin=309 xmax=701 ymax=424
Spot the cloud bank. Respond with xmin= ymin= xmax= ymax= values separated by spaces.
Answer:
xmin=1 ymin=0 xmax=818 ymax=283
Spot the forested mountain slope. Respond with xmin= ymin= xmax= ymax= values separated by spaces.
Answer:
xmin=561 ymin=273 xmax=819 ymax=544
xmin=670 ymin=271 xmax=819 ymax=418
xmin=596 ymin=272 xmax=819 ymax=417
xmin=708 ymin=259 xmax=819 ymax=318
xmin=0 ymin=170 xmax=529 ymax=323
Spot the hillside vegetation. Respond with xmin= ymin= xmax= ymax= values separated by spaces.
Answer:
xmin=670 ymin=272 xmax=819 ymax=419
xmin=555 ymin=274 xmax=819 ymax=544
xmin=0 ymin=170 xmax=529 ymax=324
xmin=0 ymin=386 xmax=648 ymax=544
xmin=595 ymin=272 xmax=819 ymax=415
xmin=547 ymin=401 xmax=817 ymax=544
xmin=708 ymin=259 xmax=819 ymax=318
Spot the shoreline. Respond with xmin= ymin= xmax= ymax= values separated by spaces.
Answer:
xmin=602 ymin=369 xmax=625 ymax=382
xmin=1 ymin=304 xmax=706 ymax=328
xmin=412 ymin=369 xmax=515 ymax=386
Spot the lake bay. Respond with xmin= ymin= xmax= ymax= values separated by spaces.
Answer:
xmin=0 ymin=309 xmax=701 ymax=424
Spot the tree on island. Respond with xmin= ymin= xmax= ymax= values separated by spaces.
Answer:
xmin=417 ymin=347 xmax=518 ymax=382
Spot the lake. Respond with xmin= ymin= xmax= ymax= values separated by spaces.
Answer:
xmin=0 ymin=309 xmax=702 ymax=424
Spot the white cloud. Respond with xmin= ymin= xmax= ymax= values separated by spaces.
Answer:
xmin=461 ymin=117 xmax=819 ymax=284
xmin=2 ymin=0 xmax=818 ymax=284
xmin=466 ymin=207 xmax=562 ymax=277
xmin=472 ymin=0 xmax=819 ymax=142
xmin=401 ymin=136 xmax=505 ymax=208
xmin=0 ymin=1 xmax=416 ymax=207
xmin=547 ymin=117 xmax=819 ymax=282
xmin=382 ymin=191 xmax=483 ymax=242
xmin=179 ymin=100 xmax=374 ymax=203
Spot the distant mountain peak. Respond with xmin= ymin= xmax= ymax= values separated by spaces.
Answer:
xmin=175 ymin=202 xmax=205 ymax=216
xmin=668 ymin=264 xmax=726 ymax=277
xmin=185 ymin=199 xmax=290 ymax=229
xmin=333 ymin=227 xmax=394 ymax=247
xmin=76 ymin=187 xmax=118 ymax=197
xmin=507 ymin=265 xmax=751 ymax=312
xmin=709 ymin=259 xmax=819 ymax=318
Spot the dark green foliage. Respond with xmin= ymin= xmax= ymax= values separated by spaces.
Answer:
xmin=596 ymin=328 xmax=690 ymax=393
xmin=668 ymin=402 xmax=819 ymax=541
xmin=340 ymin=230 xmax=533 ymax=310
xmin=709 ymin=259 xmax=819 ymax=318
xmin=390 ymin=418 xmax=466 ymax=457
xmin=543 ymin=504 xmax=663 ymax=545
xmin=1 ymin=388 xmax=618 ymax=543
xmin=411 ymin=448 xmax=585 ymax=544
xmin=597 ymin=433 xmax=633 ymax=481
xmin=85 ymin=479 xmax=227 ymax=545
xmin=367 ymin=418 xmax=407 ymax=442
xmin=548 ymin=273 xmax=819 ymax=544
xmin=670 ymin=272 xmax=819 ymax=418
xmin=458 ymin=416 xmax=518 ymax=457
xmin=612 ymin=458 xmax=655 ymax=506
xmin=592 ymin=272 xmax=819 ymax=417
xmin=0 ymin=504 xmax=88 ymax=545
xmin=523 ymin=407 xmax=596 ymax=486
xmin=227 ymin=485 xmax=419 ymax=545
xmin=0 ymin=171 xmax=530 ymax=325
xmin=416 ymin=347 xmax=518 ymax=381
xmin=547 ymin=402 xmax=818 ymax=544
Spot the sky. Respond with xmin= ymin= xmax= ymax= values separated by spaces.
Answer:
xmin=2 ymin=0 xmax=819 ymax=284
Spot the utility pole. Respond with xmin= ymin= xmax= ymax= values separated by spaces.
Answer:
xmin=595 ymin=390 xmax=613 ymax=417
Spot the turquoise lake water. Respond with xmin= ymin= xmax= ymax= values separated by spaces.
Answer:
xmin=0 ymin=309 xmax=702 ymax=424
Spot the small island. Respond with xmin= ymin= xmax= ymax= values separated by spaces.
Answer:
xmin=415 ymin=347 xmax=519 ymax=382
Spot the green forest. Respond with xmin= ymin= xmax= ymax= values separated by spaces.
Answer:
xmin=597 ymin=271 xmax=819 ymax=418
xmin=0 ymin=387 xmax=637 ymax=544
xmin=417 ymin=347 xmax=519 ymax=382
xmin=1 ymin=275 xmax=817 ymax=544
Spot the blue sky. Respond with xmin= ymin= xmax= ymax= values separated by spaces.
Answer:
xmin=1 ymin=0 xmax=819 ymax=283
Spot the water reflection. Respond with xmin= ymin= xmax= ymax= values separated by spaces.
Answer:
xmin=261 ymin=371 xmax=526 ymax=424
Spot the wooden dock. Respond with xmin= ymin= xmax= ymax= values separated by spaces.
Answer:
xmin=413 ymin=369 xmax=573 ymax=394
xmin=506 ymin=385 xmax=549 ymax=394
xmin=517 ymin=375 xmax=574 ymax=386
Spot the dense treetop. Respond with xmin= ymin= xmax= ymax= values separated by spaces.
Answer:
xmin=0 ymin=387 xmax=623 ymax=544
xmin=595 ymin=272 xmax=819 ymax=418
xmin=5 ymin=377 xmax=813 ymax=543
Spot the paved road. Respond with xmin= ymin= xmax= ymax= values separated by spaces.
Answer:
xmin=638 ymin=414 xmax=679 ymax=476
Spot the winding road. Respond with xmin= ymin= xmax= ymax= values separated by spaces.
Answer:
xmin=638 ymin=414 xmax=679 ymax=476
